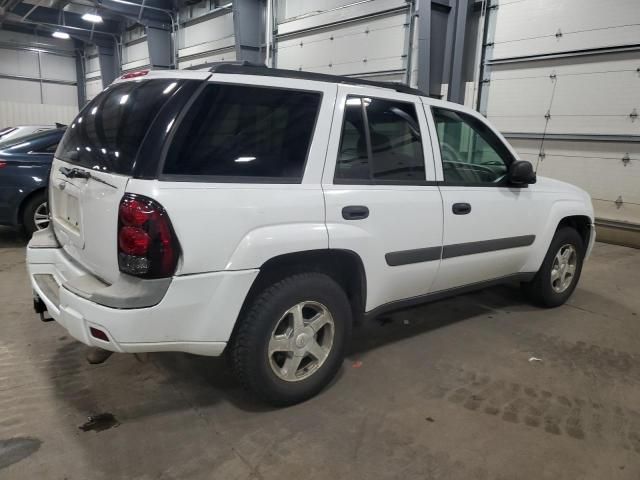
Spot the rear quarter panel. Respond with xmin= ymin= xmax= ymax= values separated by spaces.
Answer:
xmin=125 ymin=181 xmax=329 ymax=274
xmin=125 ymin=76 xmax=338 ymax=274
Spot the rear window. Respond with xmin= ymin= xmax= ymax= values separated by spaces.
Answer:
xmin=56 ymin=80 xmax=182 ymax=174
xmin=162 ymin=84 xmax=321 ymax=182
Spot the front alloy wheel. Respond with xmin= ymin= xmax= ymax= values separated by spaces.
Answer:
xmin=521 ymin=226 xmax=584 ymax=308
xmin=550 ymin=244 xmax=577 ymax=293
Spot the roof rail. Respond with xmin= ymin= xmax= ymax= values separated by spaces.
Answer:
xmin=202 ymin=62 xmax=429 ymax=97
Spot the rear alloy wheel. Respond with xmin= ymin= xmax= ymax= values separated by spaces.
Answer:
xmin=522 ymin=227 xmax=584 ymax=308
xmin=231 ymin=273 xmax=352 ymax=406
xmin=268 ymin=301 xmax=335 ymax=382
xmin=22 ymin=192 xmax=49 ymax=237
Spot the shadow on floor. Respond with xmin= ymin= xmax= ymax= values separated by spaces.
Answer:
xmin=0 ymin=227 xmax=27 ymax=248
xmin=46 ymin=281 xmax=533 ymax=419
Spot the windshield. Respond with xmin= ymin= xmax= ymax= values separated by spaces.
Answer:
xmin=56 ymin=79 xmax=183 ymax=174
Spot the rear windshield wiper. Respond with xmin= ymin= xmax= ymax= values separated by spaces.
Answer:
xmin=59 ymin=166 xmax=117 ymax=189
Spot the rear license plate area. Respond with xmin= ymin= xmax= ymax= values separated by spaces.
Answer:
xmin=53 ymin=187 xmax=81 ymax=234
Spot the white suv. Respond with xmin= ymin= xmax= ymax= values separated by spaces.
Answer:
xmin=27 ymin=64 xmax=595 ymax=405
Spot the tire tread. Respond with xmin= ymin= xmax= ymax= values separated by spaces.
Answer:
xmin=230 ymin=272 xmax=350 ymax=406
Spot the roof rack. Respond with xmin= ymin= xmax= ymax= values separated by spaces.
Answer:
xmin=204 ymin=61 xmax=429 ymax=97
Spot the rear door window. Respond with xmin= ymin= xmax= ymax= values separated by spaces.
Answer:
xmin=56 ymin=80 xmax=184 ymax=174
xmin=335 ymin=96 xmax=425 ymax=184
xmin=162 ymin=84 xmax=322 ymax=182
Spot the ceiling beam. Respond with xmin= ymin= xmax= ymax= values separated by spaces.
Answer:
xmin=10 ymin=1 xmax=122 ymax=33
xmin=97 ymin=0 xmax=174 ymax=29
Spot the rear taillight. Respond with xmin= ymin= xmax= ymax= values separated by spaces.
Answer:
xmin=117 ymin=194 xmax=180 ymax=278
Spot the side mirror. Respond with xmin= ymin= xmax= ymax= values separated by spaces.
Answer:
xmin=508 ymin=160 xmax=536 ymax=186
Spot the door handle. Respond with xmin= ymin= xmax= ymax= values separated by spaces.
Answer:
xmin=342 ymin=205 xmax=369 ymax=220
xmin=452 ymin=203 xmax=471 ymax=215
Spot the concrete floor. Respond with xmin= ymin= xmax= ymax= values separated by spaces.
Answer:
xmin=1 ymin=227 xmax=640 ymax=480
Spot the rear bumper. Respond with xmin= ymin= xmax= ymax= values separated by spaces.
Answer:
xmin=27 ymin=240 xmax=259 ymax=356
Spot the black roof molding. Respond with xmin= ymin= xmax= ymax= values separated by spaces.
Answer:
xmin=206 ymin=61 xmax=431 ymax=97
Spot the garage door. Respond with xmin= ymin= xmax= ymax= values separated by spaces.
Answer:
xmin=275 ymin=0 xmax=410 ymax=82
xmin=481 ymin=0 xmax=640 ymax=240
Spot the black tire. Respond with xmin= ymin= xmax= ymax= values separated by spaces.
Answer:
xmin=230 ymin=272 xmax=352 ymax=406
xmin=522 ymin=227 xmax=585 ymax=308
xmin=22 ymin=191 xmax=49 ymax=237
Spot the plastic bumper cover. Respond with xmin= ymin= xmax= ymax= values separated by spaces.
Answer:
xmin=27 ymin=237 xmax=259 ymax=356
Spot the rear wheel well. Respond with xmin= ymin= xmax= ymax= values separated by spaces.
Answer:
xmin=18 ymin=188 xmax=47 ymax=225
xmin=557 ymin=215 xmax=591 ymax=249
xmin=240 ymin=250 xmax=366 ymax=326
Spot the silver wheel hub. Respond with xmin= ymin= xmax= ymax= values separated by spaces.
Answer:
xmin=268 ymin=301 xmax=335 ymax=382
xmin=295 ymin=332 xmax=310 ymax=348
xmin=550 ymin=244 xmax=577 ymax=293
xmin=33 ymin=202 xmax=50 ymax=230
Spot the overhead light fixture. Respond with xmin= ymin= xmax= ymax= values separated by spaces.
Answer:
xmin=81 ymin=12 xmax=103 ymax=23
xmin=52 ymin=31 xmax=70 ymax=39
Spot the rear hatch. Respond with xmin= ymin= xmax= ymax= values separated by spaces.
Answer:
xmin=49 ymin=72 xmax=207 ymax=283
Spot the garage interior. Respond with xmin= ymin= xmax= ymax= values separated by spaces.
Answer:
xmin=1 ymin=0 xmax=639 ymax=478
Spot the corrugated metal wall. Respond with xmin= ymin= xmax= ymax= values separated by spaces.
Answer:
xmin=481 ymin=0 xmax=640 ymax=239
xmin=0 ymin=29 xmax=78 ymax=127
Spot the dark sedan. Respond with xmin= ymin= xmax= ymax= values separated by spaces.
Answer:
xmin=0 ymin=128 xmax=65 ymax=235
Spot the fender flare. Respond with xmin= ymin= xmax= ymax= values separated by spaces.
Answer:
xmin=521 ymin=199 xmax=594 ymax=273
xmin=225 ymin=222 xmax=329 ymax=271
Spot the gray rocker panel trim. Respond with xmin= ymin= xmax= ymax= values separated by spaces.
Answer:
xmin=364 ymin=272 xmax=536 ymax=320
